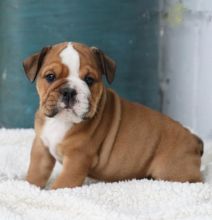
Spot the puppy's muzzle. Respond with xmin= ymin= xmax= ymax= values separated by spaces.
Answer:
xmin=60 ymin=87 xmax=77 ymax=108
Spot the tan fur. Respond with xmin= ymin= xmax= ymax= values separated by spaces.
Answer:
xmin=24 ymin=42 xmax=203 ymax=189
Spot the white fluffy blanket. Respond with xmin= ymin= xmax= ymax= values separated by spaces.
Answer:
xmin=0 ymin=129 xmax=212 ymax=220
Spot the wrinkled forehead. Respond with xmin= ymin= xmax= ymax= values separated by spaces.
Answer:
xmin=61 ymin=42 xmax=98 ymax=69
xmin=44 ymin=42 xmax=98 ymax=74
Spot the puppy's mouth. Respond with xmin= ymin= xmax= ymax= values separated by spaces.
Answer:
xmin=44 ymin=96 xmax=89 ymax=121
xmin=44 ymin=103 xmax=78 ymax=118
xmin=59 ymin=101 xmax=79 ymax=116
xmin=43 ymin=83 xmax=90 ymax=122
xmin=45 ymin=100 xmax=78 ymax=118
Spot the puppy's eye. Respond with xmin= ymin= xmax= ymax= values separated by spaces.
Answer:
xmin=84 ymin=76 xmax=94 ymax=86
xmin=45 ymin=73 xmax=56 ymax=83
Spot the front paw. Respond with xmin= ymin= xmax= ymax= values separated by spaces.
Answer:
xmin=50 ymin=179 xmax=70 ymax=190
xmin=26 ymin=175 xmax=46 ymax=188
xmin=51 ymin=177 xmax=83 ymax=190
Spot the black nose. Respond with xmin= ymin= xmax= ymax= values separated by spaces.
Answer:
xmin=60 ymin=88 xmax=77 ymax=106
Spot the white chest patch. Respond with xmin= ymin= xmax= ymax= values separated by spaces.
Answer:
xmin=41 ymin=113 xmax=73 ymax=162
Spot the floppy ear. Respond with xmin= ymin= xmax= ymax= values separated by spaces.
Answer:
xmin=23 ymin=46 xmax=51 ymax=82
xmin=91 ymin=47 xmax=116 ymax=84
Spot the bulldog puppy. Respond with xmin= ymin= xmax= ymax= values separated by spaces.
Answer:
xmin=23 ymin=42 xmax=203 ymax=189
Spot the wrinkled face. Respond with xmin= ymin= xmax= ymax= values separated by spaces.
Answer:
xmin=23 ymin=42 xmax=116 ymax=123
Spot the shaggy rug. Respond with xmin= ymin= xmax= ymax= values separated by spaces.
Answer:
xmin=0 ymin=128 xmax=212 ymax=220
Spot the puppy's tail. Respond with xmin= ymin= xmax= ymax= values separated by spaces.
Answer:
xmin=194 ymin=135 xmax=204 ymax=156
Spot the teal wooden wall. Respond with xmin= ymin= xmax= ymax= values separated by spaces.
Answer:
xmin=0 ymin=0 xmax=159 ymax=128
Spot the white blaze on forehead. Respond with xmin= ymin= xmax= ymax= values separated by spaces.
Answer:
xmin=59 ymin=42 xmax=80 ymax=77
xmin=58 ymin=42 xmax=91 ymax=122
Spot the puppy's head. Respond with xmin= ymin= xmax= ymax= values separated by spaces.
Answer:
xmin=23 ymin=42 xmax=116 ymax=123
